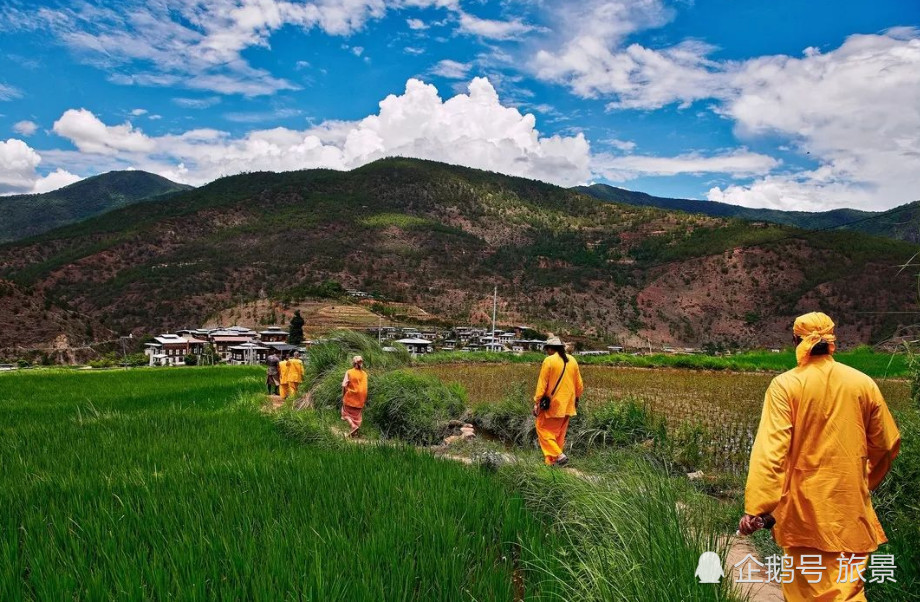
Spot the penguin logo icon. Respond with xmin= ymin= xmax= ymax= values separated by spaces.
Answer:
xmin=695 ymin=551 xmax=724 ymax=583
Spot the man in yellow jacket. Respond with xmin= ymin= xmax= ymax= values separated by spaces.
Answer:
xmin=739 ymin=312 xmax=901 ymax=601
xmin=533 ymin=336 xmax=584 ymax=466
xmin=341 ymin=355 xmax=368 ymax=437
xmin=283 ymin=351 xmax=304 ymax=399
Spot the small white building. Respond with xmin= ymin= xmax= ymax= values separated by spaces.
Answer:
xmin=395 ymin=337 xmax=433 ymax=355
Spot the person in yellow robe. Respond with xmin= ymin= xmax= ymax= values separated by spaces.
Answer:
xmin=532 ymin=336 xmax=584 ymax=466
xmin=739 ymin=312 xmax=901 ymax=601
xmin=341 ymin=356 xmax=368 ymax=437
xmin=278 ymin=353 xmax=292 ymax=399
xmin=285 ymin=351 xmax=304 ymax=399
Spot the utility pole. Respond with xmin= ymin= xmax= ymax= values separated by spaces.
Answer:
xmin=491 ymin=285 xmax=497 ymax=339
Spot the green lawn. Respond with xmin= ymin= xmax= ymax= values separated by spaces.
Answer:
xmin=0 ymin=367 xmax=561 ymax=600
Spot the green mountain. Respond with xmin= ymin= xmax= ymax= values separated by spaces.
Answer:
xmin=1 ymin=158 xmax=916 ymax=356
xmin=575 ymin=183 xmax=920 ymax=243
xmin=0 ymin=170 xmax=192 ymax=243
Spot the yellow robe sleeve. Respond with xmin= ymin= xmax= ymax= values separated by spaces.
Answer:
xmin=865 ymin=382 xmax=901 ymax=491
xmin=533 ymin=358 xmax=551 ymax=404
xmin=745 ymin=377 xmax=793 ymax=516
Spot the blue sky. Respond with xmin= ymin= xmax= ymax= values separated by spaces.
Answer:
xmin=1 ymin=0 xmax=918 ymax=211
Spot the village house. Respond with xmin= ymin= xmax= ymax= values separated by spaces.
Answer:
xmin=394 ymin=337 xmax=433 ymax=355
xmin=209 ymin=328 xmax=258 ymax=360
xmin=259 ymin=327 xmax=288 ymax=343
xmin=144 ymin=334 xmax=205 ymax=366
xmin=229 ymin=342 xmax=268 ymax=365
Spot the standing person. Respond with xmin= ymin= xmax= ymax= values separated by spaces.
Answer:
xmin=285 ymin=351 xmax=305 ymax=399
xmin=533 ymin=336 xmax=584 ymax=466
xmin=278 ymin=352 xmax=291 ymax=399
xmin=265 ymin=351 xmax=281 ymax=396
xmin=739 ymin=312 xmax=900 ymax=601
xmin=341 ymin=355 xmax=368 ymax=437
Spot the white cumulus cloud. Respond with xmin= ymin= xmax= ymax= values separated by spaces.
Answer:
xmin=0 ymin=138 xmax=81 ymax=195
xmin=709 ymin=31 xmax=920 ymax=211
xmin=594 ymin=149 xmax=778 ymax=182
xmin=48 ymin=78 xmax=592 ymax=188
xmin=53 ymin=109 xmax=157 ymax=155
xmin=13 ymin=120 xmax=39 ymax=136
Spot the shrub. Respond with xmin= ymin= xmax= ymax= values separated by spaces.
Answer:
xmin=362 ymin=370 xmax=466 ymax=445
xmin=304 ymin=330 xmax=409 ymax=387
xmin=568 ymin=396 xmax=665 ymax=451
xmin=470 ymin=382 xmax=536 ymax=446
xmin=183 ymin=354 xmax=198 ymax=366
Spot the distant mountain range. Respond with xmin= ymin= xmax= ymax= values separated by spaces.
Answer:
xmin=1 ymin=158 xmax=916 ymax=359
xmin=575 ymin=184 xmax=920 ymax=244
xmin=0 ymin=171 xmax=192 ymax=243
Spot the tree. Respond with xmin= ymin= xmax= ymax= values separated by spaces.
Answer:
xmin=288 ymin=310 xmax=305 ymax=345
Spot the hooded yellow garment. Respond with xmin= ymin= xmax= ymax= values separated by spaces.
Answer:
xmin=533 ymin=353 xmax=584 ymax=418
xmin=279 ymin=359 xmax=291 ymax=384
xmin=794 ymin=312 xmax=838 ymax=367
xmin=745 ymin=322 xmax=900 ymax=552
xmin=287 ymin=358 xmax=304 ymax=383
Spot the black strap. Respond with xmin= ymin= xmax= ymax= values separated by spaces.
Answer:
xmin=549 ymin=358 xmax=568 ymax=399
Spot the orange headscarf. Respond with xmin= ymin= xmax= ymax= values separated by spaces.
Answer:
xmin=793 ymin=312 xmax=837 ymax=366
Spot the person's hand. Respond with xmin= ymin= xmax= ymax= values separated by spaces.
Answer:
xmin=532 ymin=405 xmax=540 ymax=417
xmin=737 ymin=514 xmax=764 ymax=536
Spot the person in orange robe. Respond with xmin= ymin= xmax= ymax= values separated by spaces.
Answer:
xmin=278 ymin=353 xmax=291 ymax=399
xmin=341 ymin=355 xmax=368 ymax=437
xmin=739 ymin=312 xmax=901 ymax=601
xmin=532 ymin=336 xmax=584 ymax=466
xmin=285 ymin=351 xmax=304 ymax=399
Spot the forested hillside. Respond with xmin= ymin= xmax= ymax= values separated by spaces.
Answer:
xmin=577 ymin=183 xmax=920 ymax=243
xmin=0 ymin=170 xmax=192 ymax=243
xmin=1 ymin=158 xmax=916 ymax=353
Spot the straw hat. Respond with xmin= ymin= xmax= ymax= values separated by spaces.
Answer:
xmin=544 ymin=336 xmax=563 ymax=346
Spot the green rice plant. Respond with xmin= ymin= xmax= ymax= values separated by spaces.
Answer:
xmin=0 ymin=367 xmax=566 ymax=601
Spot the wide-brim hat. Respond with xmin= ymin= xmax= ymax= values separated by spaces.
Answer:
xmin=544 ymin=336 xmax=563 ymax=346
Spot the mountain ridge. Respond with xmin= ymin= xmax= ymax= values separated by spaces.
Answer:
xmin=0 ymin=170 xmax=193 ymax=243
xmin=575 ymin=183 xmax=920 ymax=243
xmin=1 ymin=158 xmax=915 ymax=358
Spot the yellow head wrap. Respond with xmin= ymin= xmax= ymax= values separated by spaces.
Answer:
xmin=793 ymin=312 xmax=837 ymax=366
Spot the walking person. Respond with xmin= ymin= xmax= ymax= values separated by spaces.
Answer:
xmin=278 ymin=352 xmax=291 ymax=399
xmin=265 ymin=351 xmax=281 ymax=396
xmin=738 ymin=312 xmax=900 ymax=601
xmin=285 ymin=351 xmax=304 ymax=399
xmin=532 ymin=336 xmax=584 ymax=466
xmin=341 ymin=355 xmax=368 ymax=437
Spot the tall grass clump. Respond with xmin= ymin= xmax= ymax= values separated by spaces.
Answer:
xmin=510 ymin=460 xmax=741 ymax=602
xmin=568 ymin=396 xmax=665 ymax=451
xmin=304 ymin=329 xmax=409 ymax=386
xmin=868 ymin=408 xmax=920 ymax=601
xmin=470 ymin=382 xmax=537 ymax=446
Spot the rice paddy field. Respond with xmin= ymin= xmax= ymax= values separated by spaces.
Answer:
xmin=0 ymin=367 xmax=564 ymax=600
xmin=415 ymin=363 xmax=912 ymax=473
